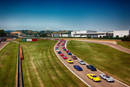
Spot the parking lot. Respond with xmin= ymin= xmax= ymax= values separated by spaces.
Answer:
xmin=55 ymin=39 xmax=128 ymax=87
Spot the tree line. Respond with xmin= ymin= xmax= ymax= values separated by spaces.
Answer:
xmin=0 ymin=30 xmax=7 ymax=37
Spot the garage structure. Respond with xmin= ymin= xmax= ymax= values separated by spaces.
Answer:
xmin=71 ymin=30 xmax=113 ymax=38
xmin=71 ymin=30 xmax=129 ymax=38
xmin=113 ymin=30 xmax=130 ymax=37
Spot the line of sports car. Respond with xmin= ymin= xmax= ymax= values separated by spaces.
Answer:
xmin=55 ymin=39 xmax=115 ymax=83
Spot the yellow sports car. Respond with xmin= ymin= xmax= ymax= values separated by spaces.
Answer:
xmin=67 ymin=60 xmax=73 ymax=64
xmin=87 ymin=74 xmax=101 ymax=82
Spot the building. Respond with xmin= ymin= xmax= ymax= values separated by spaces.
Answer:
xmin=51 ymin=30 xmax=130 ymax=38
xmin=71 ymin=30 xmax=113 ymax=38
xmin=97 ymin=31 xmax=113 ymax=38
xmin=10 ymin=31 xmax=22 ymax=37
xmin=52 ymin=31 xmax=71 ymax=37
xmin=71 ymin=30 xmax=98 ymax=38
xmin=71 ymin=30 xmax=130 ymax=38
xmin=113 ymin=30 xmax=130 ymax=37
xmin=71 ymin=30 xmax=111 ymax=38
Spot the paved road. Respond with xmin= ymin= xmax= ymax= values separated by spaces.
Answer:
xmin=79 ymin=40 xmax=130 ymax=54
xmin=54 ymin=40 xmax=129 ymax=87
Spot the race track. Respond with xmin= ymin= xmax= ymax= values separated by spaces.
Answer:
xmin=54 ymin=40 xmax=129 ymax=87
xmin=78 ymin=40 xmax=130 ymax=54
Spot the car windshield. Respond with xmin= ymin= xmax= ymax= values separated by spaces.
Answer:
xmin=92 ymin=75 xmax=97 ymax=77
xmin=106 ymin=76 xmax=110 ymax=78
xmin=91 ymin=66 xmax=94 ymax=68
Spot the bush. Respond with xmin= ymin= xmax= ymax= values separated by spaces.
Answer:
xmin=121 ymin=35 xmax=130 ymax=41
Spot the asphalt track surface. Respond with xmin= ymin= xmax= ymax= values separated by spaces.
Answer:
xmin=78 ymin=40 xmax=130 ymax=54
xmin=54 ymin=40 xmax=129 ymax=87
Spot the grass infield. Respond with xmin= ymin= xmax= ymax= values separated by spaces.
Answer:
xmin=117 ymin=41 xmax=130 ymax=49
xmin=21 ymin=40 xmax=87 ymax=87
xmin=0 ymin=42 xmax=18 ymax=87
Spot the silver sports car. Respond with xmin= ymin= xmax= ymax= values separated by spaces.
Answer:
xmin=100 ymin=73 xmax=114 ymax=82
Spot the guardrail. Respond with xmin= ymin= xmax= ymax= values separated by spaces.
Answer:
xmin=16 ymin=44 xmax=24 ymax=87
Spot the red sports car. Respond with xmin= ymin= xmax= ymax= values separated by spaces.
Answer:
xmin=66 ymin=50 xmax=69 ymax=53
xmin=62 ymin=56 xmax=68 ymax=59
xmin=62 ymin=47 xmax=65 ymax=49
xmin=60 ymin=53 xmax=64 ymax=56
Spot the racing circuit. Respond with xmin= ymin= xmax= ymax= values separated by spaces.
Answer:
xmin=54 ymin=39 xmax=129 ymax=87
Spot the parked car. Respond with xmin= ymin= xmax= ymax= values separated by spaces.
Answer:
xmin=62 ymin=47 xmax=65 ymax=49
xmin=56 ymin=50 xmax=60 ymax=52
xmin=99 ymin=73 xmax=114 ymax=82
xmin=57 ymin=51 xmax=62 ymax=54
xmin=61 ymin=43 xmax=65 ymax=46
xmin=57 ymin=44 xmax=60 ymax=46
xmin=55 ymin=48 xmax=58 ymax=50
xmin=68 ymin=52 xmax=72 ymax=55
xmin=73 ymin=65 xmax=83 ymax=71
xmin=71 ymin=55 xmax=77 ymax=60
xmin=60 ymin=53 xmax=64 ymax=57
xmin=67 ymin=60 xmax=73 ymax=64
xmin=86 ymin=65 xmax=97 ymax=71
xmin=79 ymin=60 xmax=86 ymax=65
xmin=62 ymin=56 xmax=68 ymax=59
xmin=63 ymin=48 xmax=67 ymax=51
xmin=66 ymin=50 xmax=69 ymax=53
xmin=87 ymin=74 xmax=101 ymax=82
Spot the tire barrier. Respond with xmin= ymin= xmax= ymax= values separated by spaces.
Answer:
xmin=16 ymin=45 xmax=24 ymax=87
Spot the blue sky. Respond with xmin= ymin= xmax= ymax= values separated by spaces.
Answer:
xmin=0 ymin=0 xmax=130 ymax=31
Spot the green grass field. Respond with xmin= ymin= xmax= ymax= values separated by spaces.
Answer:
xmin=0 ymin=42 xmax=18 ymax=87
xmin=117 ymin=41 xmax=130 ymax=49
xmin=67 ymin=40 xmax=130 ymax=85
xmin=21 ymin=40 xmax=87 ymax=87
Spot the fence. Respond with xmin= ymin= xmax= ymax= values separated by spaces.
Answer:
xmin=16 ymin=44 xmax=24 ymax=87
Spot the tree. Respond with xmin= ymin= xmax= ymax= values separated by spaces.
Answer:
xmin=121 ymin=35 xmax=130 ymax=41
xmin=0 ymin=30 xmax=6 ymax=37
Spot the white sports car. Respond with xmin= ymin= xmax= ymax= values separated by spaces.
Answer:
xmin=79 ymin=60 xmax=86 ymax=65
xmin=100 ymin=73 xmax=114 ymax=82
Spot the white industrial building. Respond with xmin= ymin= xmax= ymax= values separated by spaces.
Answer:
xmin=71 ymin=30 xmax=98 ymax=38
xmin=51 ymin=31 xmax=71 ymax=37
xmin=71 ymin=30 xmax=113 ymax=38
xmin=113 ymin=30 xmax=130 ymax=37
xmin=71 ymin=30 xmax=129 ymax=38
xmin=51 ymin=30 xmax=130 ymax=38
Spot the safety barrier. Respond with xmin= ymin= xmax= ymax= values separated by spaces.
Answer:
xmin=16 ymin=44 xmax=24 ymax=87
